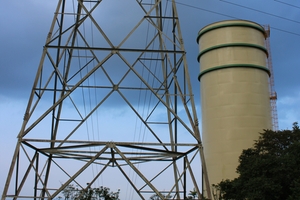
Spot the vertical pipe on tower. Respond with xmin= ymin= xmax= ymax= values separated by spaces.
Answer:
xmin=197 ymin=20 xmax=272 ymax=187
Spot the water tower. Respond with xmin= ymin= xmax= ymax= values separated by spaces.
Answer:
xmin=197 ymin=20 xmax=272 ymax=187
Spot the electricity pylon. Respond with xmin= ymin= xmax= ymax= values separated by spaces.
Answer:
xmin=2 ymin=0 xmax=211 ymax=199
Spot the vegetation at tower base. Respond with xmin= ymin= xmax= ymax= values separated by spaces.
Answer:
xmin=149 ymin=193 xmax=172 ymax=200
xmin=59 ymin=186 xmax=204 ymax=200
xmin=148 ymin=188 xmax=206 ymax=199
xmin=60 ymin=184 xmax=120 ymax=200
xmin=213 ymin=122 xmax=300 ymax=200
xmin=187 ymin=188 xmax=198 ymax=199
xmin=148 ymin=191 xmax=202 ymax=200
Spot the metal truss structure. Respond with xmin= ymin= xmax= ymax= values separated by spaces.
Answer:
xmin=264 ymin=25 xmax=279 ymax=131
xmin=2 ymin=0 xmax=211 ymax=199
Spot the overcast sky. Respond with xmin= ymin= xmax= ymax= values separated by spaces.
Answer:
xmin=1 ymin=0 xmax=300 ymax=197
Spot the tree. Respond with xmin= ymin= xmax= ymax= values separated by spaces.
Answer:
xmin=94 ymin=186 xmax=120 ymax=200
xmin=186 ymin=188 xmax=198 ymax=199
xmin=149 ymin=193 xmax=171 ymax=200
xmin=62 ymin=184 xmax=77 ymax=200
xmin=60 ymin=185 xmax=120 ymax=200
xmin=215 ymin=122 xmax=300 ymax=200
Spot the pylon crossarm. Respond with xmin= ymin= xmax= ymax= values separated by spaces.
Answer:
xmin=22 ymin=139 xmax=198 ymax=146
xmin=22 ymin=140 xmax=198 ymax=163
xmin=21 ymin=140 xmax=201 ymax=162
xmin=44 ymin=45 xmax=184 ymax=54
xmin=117 ymin=143 xmax=184 ymax=156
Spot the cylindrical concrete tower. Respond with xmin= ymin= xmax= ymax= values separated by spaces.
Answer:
xmin=197 ymin=20 xmax=272 ymax=186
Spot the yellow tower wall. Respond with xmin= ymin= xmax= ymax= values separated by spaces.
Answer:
xmin=197 ymin=20 xmax=272 ymax=186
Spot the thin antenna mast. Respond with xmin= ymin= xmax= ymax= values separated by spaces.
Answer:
xmin=265 ymin=25 xmax=279 ymax=131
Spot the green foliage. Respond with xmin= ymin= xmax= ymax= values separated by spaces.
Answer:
xmin=186 ymin=188 xmax=198 ymax=199
xmin=62 ymin=184 xmax=77 ymax=200
xmin=149 ymin=193 xmax=172 ymax=200
xmin=215 ymin=123 xmax=300 ymax=200
xmin=60 ymin=184 xmax=120 ymax=200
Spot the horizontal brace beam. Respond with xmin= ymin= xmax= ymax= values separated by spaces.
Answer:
xmin=145 ymin=16 xmax=178 ymax=19
xmin=139 ymin=58 xmax=164 ymax=61
xmin=22 ymin=139 xmax=199 ymax=147
xmin=74 ymin=85 xmax=164 ymax=91
xmin=33 ymin=88 xmax=71 ymax=92
xmin=45 ymin=45 xmax=185 ymax=54
xmin=51 ymin=155 xmax=176 ymax=161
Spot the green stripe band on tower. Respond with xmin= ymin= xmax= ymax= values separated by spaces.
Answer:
xmin=198 ymin=64 xmax=271 ymax=81
xmin=197 ymin=43 xmax=268 ymax=62
xmin=196 ymin=22 xmax=266 ymax=43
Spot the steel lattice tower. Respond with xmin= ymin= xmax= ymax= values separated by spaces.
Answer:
xmin=2 ymin=0 xmax=211 ymax=199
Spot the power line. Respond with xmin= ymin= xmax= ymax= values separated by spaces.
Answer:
xmin=172 ymin=0 xmax=300 ymax=37
xmin=219 ymin=0 xmax=300 ymax=25
xmin=169 ymin=0 xmax=238 ymax=19
xmin=274 ymin=0 xmax=300 ymax=10
xmin=271 ymin=26 xmax=300 ymax=37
